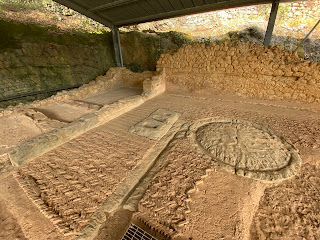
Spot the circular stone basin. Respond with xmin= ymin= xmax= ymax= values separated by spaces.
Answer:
xmin=190 ymin=119 xmax=301 ymax=181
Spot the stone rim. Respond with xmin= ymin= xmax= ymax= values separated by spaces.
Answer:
xmin=188 ymin=118 xmax=301 ymax=182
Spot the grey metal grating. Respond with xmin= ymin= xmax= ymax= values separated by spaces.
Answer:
xmin=122 ymin=224 xmax=158 ymax=240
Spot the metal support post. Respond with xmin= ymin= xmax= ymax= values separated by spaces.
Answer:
xmin=263 ymin=0 xmax=280 ymax=46
xmin=111 ymin=25 xmax=123 ymax=67
xmin=294 ymin=19 xmax=320 ymax=52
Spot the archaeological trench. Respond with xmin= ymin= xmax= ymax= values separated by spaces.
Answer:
xmin=0 ymin=41 xmax=320 ymax=240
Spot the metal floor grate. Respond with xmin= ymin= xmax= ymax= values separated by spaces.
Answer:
xmin=122 ymin=224 xmax=158 ymax=240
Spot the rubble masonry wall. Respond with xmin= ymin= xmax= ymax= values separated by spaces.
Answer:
xmin=157 ymin=42 xmax=320 ymax=103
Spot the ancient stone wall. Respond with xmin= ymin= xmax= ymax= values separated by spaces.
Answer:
xmin=157 ymin=42 xmax=320 ymax=103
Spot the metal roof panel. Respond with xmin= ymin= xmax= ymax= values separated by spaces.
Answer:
xmin=53 ymin=0 xmax=302 ymax=27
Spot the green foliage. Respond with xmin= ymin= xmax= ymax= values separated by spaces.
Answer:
xmin=125 ymin=63 xmax=148 ymax=73
xmin=164 ymin=31 xmax=192 ymax=46
xmin=278 ymin=3 xmax=291 ymax=21
xmin=226 ymin=31 xmax=241 ymax=42
xmin=296 ymin=45 xmax=305 ymax=58
xmin=0 ymin=0 xmax=44 ymax=11
xmin=255 ymin=3 xmax=291 ymax=22
xmin=255 ymin=4 xmax=270 ymax=21
xmin=50 ymin=15 xmax=59 ymax=21
xmin=218 ymin=35 xmax=231 ymax=44
xmin=81 ymin=19 xmax=90 ymax=28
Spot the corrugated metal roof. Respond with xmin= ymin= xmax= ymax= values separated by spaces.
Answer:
xmin=53 ymin=0 xmax=298 ymax=28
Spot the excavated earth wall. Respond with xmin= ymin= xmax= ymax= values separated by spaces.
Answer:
xmin=157 ymin=42 xmax=320 ymax=103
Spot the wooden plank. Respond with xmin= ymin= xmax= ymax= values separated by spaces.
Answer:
xmin=193 ymin=0 xmax=205 ymax=7
xmin=147 ymin=0 xmax=166 ymax=13
xmin=136 ymin=1 xmax=151 ymax=14
xmin=115 ymin=0 xmax=281 ymax=25
xmin=138 ymin=0 xmax=157 ymax=14
xmin=120 ymin=4 xmax=140 ymax=18
xmin=168 ymin=0 xmax=184 ymax=10
xmin=204 ymin=0 xmax=218 ymax=4
xmin=129 ymin=1 xmax=149 ymax=16
xmin=181 ymin=0 xmax=195 ymax=8
xmin=156 ymin=0 xmax=175 ymax=11
xmin=90 ymin=0 xmax=138 ymax=12
xmin=100 ymin=8 xmax=126 ymax=22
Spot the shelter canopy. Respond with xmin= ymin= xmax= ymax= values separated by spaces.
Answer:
xmin=54 ymin=0 xmax=296 ymax=27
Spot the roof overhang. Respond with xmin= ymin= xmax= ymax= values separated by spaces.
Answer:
xmin=53 ymin=0 xmax=301 ymax=28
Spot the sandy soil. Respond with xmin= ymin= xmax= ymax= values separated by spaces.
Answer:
xmin=0 ymin=88 xmax=319 ymax=240
xmin=128 ymin=90 xmax=320 ymax=240
xmin=0 ymin=110 xmax=65 ymax=156
xmin=0 ymin=113 xmax=43 ymax=155
xmin=0 ymin=176 xmax=66 ymax=240
xmin=250 ymin=163 xmax=320 ymax=239
xmin=183 ymin=169 xmax=266 ymax=240
xmin=0 ymin=7 xmax=106 ymax=33
xmin=0 ymin=200 xmax=26 ymax=240
xmin=34 ymin=100 xmax=100 ymax=123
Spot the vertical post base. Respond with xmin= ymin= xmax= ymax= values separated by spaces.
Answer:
xmin=263 ymin=0 xmax=280 ymax=46
xmin=112 ymin=25 xmax=123 ymax=67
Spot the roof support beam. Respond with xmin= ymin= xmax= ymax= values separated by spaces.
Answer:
xmin=53 ymin=0 xmax=114 ymax=28
xmin=90 ymin=0 xmax=138 ymax=12
xmin=111 ymin=26 xmax=123 ymax=67
xmin=115 ymin=0 xmax=283 ymax=26
xmin=263 ymin=0 xmax=279 ymax=46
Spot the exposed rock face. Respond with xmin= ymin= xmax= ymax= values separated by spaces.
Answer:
xmin=237 ymin=27 xmax=266 ymax=43
xmin=0 ymin=20 xmax=115 ymax=107
xmin=229 ymin=26 xmax=320 ymax=62
xmin=0 ymin=20 xmax=188 ymax=108
xmin=158 ymin=41 xmax=320 ymax=103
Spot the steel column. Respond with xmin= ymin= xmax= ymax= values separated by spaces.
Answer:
xmin=263 ymin=0 xmax=280 ymax=46
xmin=294 ymin=19 xmax=320 ymax=52
xmin=111 ymin=26 xmax=123 ymax=67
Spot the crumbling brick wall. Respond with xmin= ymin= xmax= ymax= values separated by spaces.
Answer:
xmin=157 ymin=42 xmax=320 ymax=103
